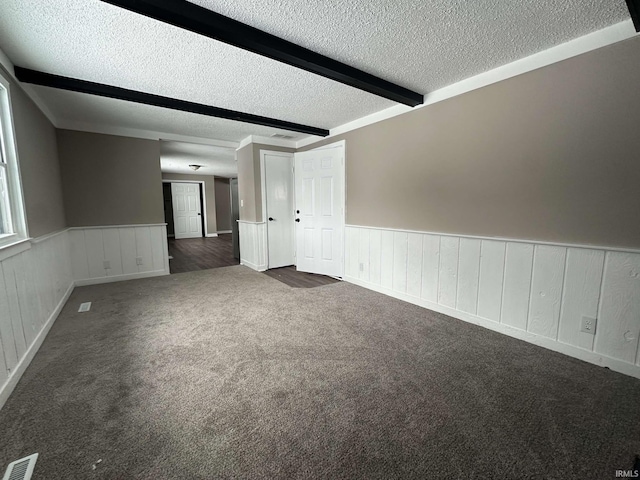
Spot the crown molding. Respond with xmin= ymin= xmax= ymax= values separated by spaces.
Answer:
xmin=296 ymin=20 xmax=637 ymax=149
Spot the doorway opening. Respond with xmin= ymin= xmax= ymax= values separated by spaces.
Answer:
xmin=162 ymin=179 xmax=238 ymax=274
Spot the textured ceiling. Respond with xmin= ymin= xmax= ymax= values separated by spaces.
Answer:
xmin=160 ymin=140 xmax=237 ymax=177
xmin=0 ymin=0 xmax=630 ymax=143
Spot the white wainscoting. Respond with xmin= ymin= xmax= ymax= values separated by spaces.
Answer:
xmin=0 ymin=229 xmax=74 ymax=409
xmin=345 ymin=225 xmax=640 ymax=379
xmin=69 ymin=225 xmax=170 ymax=286
xmin=238 ymin=221 xmax=267 ymax=271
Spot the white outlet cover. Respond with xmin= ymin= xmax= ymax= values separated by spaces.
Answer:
xmin=580 ymin=316 xmax=597 ymax=335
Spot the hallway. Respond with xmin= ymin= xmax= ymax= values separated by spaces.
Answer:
xmin=168 ymin=234 xmax=239 ymax=273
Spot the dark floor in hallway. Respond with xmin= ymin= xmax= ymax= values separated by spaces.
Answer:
xmin=264 ymin=266 xmax=340 ymax=288
xmin=168 ymin=235 xmax=238 ymax=273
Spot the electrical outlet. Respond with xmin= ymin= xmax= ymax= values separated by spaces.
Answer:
xmin=359 ymin=263 xmax=364 ymax=272
xmin=103 ymin=260 xmax=110 ymax=269
xmin=580 ymin=316 xmax=597 ymax=335
xmin=136 ymin=256 xmax=143 ymax=265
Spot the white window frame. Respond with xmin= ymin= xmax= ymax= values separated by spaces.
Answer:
xmin=0 ymin=71 xmax=28 ymax=250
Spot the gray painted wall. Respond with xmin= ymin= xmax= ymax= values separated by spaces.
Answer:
xmin=2 ymin=66 xmax=66 ymax=237
xmin=302 ymin=36 xmax=640 ymax=249
xmin=162 ymin=173 xmax=218 ymax=235
xmin=214 ymin=177 xmax=232 ymax=232
xmin=57 ymin=130 xmax=163 ymax=227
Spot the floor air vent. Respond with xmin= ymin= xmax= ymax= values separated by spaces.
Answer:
xmin=2 ymin=453 xmax=38 ymax=480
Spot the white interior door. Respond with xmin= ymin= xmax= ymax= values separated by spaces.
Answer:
xmin=263 ymin=152 xmax=295 ymax=268
xmin=171 ymin=182 xmax=202 ymax=239
xmin=294 ymin=144 xmax=345 ymax=277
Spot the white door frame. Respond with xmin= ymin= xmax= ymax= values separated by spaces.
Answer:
xmin=162 ymin=180 xmax=209 ymax=237
xmin=294 ymin=140 xmax=346 ymax=278
xmin=260 ymin=150 xmax=295 ymax=268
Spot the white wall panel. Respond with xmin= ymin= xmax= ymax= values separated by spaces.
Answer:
xmin=0 ymin=265 xmax=18 ymax=372
xmin=421 ymin=234 xmax=440 ymax=303
xmin=239 ymin=221 xmax=268 ymax=272
xmin=438 ymin=236 xmax=459 ymax=308
xmin=501 ymin=243 xmax=534 ymax=331
xmin=70 ymin=225 xmax=170 ymax=284
xmin=0 ymin=230 xmax=74 ymax=410
xmin=358 ymin=228 xmax=370 ymax=282
xmin=595 ymin=252 xmax=640 ymax=364
xmin=456 ymin=238 xmax=481 ymax=314
xmin=369 ymin=229 xmax=382 ymax=286
xmin=103 ymin=228 xmax=124 ymax=277
xmin=380 ymin=230 xmax=394 ymax=290
xmin=119 ymin=228 xmax=138 ymax=275
xmin=392 ymin=232 xmax=408 ymax=293
xmin=135 ymin=227 xmax=153 ymax=274
xmin=68 ymin=229 xmax=88 ymax=280
xmin=558 ymin=249 xmax=604 ymax=351
xmin=344 ymin=227 xmax=358 ymax=278
xmin=342 ymin=225 xmax=640 ymax=379
xmin=406 ymin=233 xmax=423 ymax=298
xmin=527 ymin=246 xmax=566 ymax=339
xmin=477 ymin=240 xmax=506 ymax=322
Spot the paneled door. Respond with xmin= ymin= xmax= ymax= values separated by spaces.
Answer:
xmin=294 ymin=143 xmax=345 ymax=277
xmin=263 ymin=151 xmax=295 ymax=268
xmin=171 ymin=182 xmax=202 ymax=239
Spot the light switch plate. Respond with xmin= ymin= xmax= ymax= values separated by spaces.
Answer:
xmin=580 ymin=316 xmax=597 ymax=335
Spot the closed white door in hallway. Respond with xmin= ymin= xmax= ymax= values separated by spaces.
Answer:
xmin=171 ymin=183 xmax=202 ymax=239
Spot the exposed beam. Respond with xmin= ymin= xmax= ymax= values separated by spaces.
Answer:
xmin=100 ymin=0 xmax=424 ymax=107
xmin=14 ymin=67 xmax=330 ymax=137
xmin=626 ymin=0 xmax=640 ymax=32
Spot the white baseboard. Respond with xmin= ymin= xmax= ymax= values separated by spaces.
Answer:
xmin=345 ymin=275 xmax=640 ymax=380
xmin=205 ymin=233 xmax=219 ymax=238
xmin=217 ymin=230 xmax=232 ymax=234
xmin=75 ymin=269 xmax=168 ymax=286
xmin=240 ymin=260 xmax=267 ymax=272
xmin=0 ymin=282 xmax=75 ymax=410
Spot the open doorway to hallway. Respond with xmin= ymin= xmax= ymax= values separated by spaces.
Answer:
xmin=160 ymin=140 xmax=240 ymax=274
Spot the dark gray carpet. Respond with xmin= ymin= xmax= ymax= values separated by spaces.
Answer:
xmin=0 ymin=265 xmax=638 ymax=479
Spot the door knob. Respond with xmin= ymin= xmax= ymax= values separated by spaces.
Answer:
xmin=197 ymin=213 xmax=201 ymax=216
xmin=295 ymin=218 xmax=300 ymax=222
xmin=268 ymin=217 xmax=274 ymax=221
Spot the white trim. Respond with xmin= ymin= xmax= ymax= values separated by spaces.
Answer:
xmin=239 ymin=259 xmax=267 ymax=272
xmin=162 ymin=179 xmax=210 ymax=237
xmin=237 ymin=220 xmax=266 ymax=225
xmin=0 ymin=282 xmax=74 ymax=410
xmin=217 ymin=230 xmax=232 ymax=234
xmin=205 ymin=233 xmax=219 ymax=237
xmin=56 ymin=119 xmax=238 ymax=149
xmin=237 ymin=135 xmax=297 ymax=151
xmin=74 ymin=269 xmax=167 ymax=287
xmin=345 ymin=275 xmax=640 ymax=379
xmin=346 ymin=224 xmax=640 ymax=255
xmin=68 ymin=223 xmax=167 ymax=230
xmin=296 ymin=20 xmax=637 ymax=149
xmin=0 ymin=237 xmax=30 ymax=261
xmin=29 ymin=228 xmax=68 ymax=244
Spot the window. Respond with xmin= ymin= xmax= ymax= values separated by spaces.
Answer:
xmin=0 ymin=72 xmax=27 ymax=248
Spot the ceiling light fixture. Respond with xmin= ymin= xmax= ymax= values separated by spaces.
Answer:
xmin=189 ymin=165 xmax=202 ymax=171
